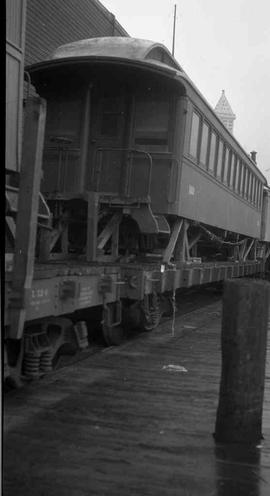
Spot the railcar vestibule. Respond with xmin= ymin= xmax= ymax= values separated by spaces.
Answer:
xmin=32 ymin=61 xmax=185 ymax=211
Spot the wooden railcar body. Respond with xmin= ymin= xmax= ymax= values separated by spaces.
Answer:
xmin=29 ymin=37 xmax=266 ymax=240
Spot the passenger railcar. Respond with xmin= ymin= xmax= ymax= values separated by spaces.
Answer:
xmin=27 ymin=38 xmax=269 ymax=263
xmin=5 ymin=37 xmax=270 ymax=382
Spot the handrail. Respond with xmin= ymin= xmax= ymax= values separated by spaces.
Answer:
xmin=94 ymin=147 xmax=180 ymax=203
xmin=38 ymin=192 xmax=51 ymax=220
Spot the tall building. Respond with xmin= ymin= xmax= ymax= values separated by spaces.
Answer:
xmin=215 ymin=90 xmax=236 ymax=134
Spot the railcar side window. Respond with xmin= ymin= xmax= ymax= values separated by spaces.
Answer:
xmin=208 ymin=132 xmax=217 ymax=172
xmin=189 ymin=112 xmax=200 ymax=159
xmin=222 ymin=147 xmax=230 ymax=183
xmin=254 ymin=178 xmax=257 ymax=204
xmin=237 ymin=161 xmax=242 ymax=192
xmin=134 ymin=97 xmax=170 ymax=151
xmin=254 ymin=179 xmax=258 ymax=206
xmin=253 ymin=178 xmax=258 ymax=205
xmin=248 ymin=175 xmax=251 ymax=202
xmin=249 ymin=175 xmax=254 ymax=203
xmin=252 ymin=176 xmax=255 ymax=203
xmin=248 ymin=172 xmax=252 ymax=201
xmin=234 ymin=157 xmax=239 ymax=190
xmin=229 ymin=153 xmax=235 ymax=188
xmin=258 ymin=183 xmax=262 ymax=207
xmin=260 ymin=184 xmax=263 ymax=207
xmin=45 ymin=98 xmax=81 ymax=145
xmin=216 ymin=140 xmax=224 ymax=177
xmin=244 ymin=169 xmax=250 ymax=199
xmin=199 ymin=122 xmax=209 ymax=167
xmin=257 ymin=181 xmax=260 ymax=206
xmin=254 ymin=179 xmax=259 ymax=205
xmin=240 ymin=165 xmax=246 ymax=196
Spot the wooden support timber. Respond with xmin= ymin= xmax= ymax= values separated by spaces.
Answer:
xmin=174 ymin=219 xmax=190 ymax=262
xmin=189 ymin=232 xmax=202 ymax=252
xmin=238 ymin=239 xmax=247 ymax=261
xmin=39 ymin=211 xmax=68 ymax=262
xmin=97 ymin=213 xmax=123 ymax=250
xmin=243 ymin=239 xmax=255 ymax=261
xmin=162 ymin=218 xmax=183 ymax=264
xmin=86 ymin=194 xmax=123 ymax=262
xmin=86 ymin=191 xmax=99 ymax=262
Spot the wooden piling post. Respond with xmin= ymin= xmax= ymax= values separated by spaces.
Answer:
xmin=215 ymin=278 xmax=270 ymax=444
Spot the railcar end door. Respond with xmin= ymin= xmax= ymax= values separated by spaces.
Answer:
xmin=88 ymin=91 xmax=127 ymax=196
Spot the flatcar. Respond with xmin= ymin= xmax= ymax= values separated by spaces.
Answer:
xmin=5 ymin=37 xmax=270 ymax=382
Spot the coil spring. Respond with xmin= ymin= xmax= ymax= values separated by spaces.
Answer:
xmin=40 ymin=350 xmax=54 ymax=373
xmin=150 ymin=307 xmax=161 ymax=328
xmin=24 ymin=352 xmax=41 ymax=379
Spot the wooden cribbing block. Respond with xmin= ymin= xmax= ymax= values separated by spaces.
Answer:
xmin=215 ymin=278 xmax=270 ymax=444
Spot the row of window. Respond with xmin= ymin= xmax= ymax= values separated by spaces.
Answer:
xmin=189 ymin=111 xmax=263 ymax=209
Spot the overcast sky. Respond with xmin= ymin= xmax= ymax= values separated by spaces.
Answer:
xmin=102 ymin=0 xmax=270 ymax=182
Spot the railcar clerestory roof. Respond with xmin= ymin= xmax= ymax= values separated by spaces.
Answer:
xmin=50 ymin=37 xmax=182 ymax=70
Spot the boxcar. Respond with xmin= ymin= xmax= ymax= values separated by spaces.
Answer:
xmin=6 ymin=0 xmax=27 ymax=173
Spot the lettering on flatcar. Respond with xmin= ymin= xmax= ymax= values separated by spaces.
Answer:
xmin=78 ymin=285 xmax=95 ymax=307
xmin=30 ymin=287 xmax=51 ymax=310
xmin=31 ymin=288 xmax=49 ymax=300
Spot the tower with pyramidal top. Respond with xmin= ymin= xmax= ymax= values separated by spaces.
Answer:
xmin=215 ymin=90 xmax=236 ymax=134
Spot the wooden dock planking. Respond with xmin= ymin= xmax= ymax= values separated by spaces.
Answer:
xmin=3 ymin=302 xmax=270 ymax=495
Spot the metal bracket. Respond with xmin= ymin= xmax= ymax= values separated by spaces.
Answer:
xmin=98 ymin=275 xmax=113 ymax=294
xmin=103 ymin=301 xmax=122 ymax=328
xmin=59 ymin=280 xmax=77 ymax=299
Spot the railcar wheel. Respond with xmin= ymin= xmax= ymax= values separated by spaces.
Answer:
xmin=141 ymin=294 xmax=162 ymax=331
xmin=102 ymin=323 xmax=125 ymax=346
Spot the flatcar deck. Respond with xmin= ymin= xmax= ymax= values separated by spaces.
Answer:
xmin=5 ymin=256 xmax=264 ymax=329
xmin=3 ymin=302 xmax=270 ymax=495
